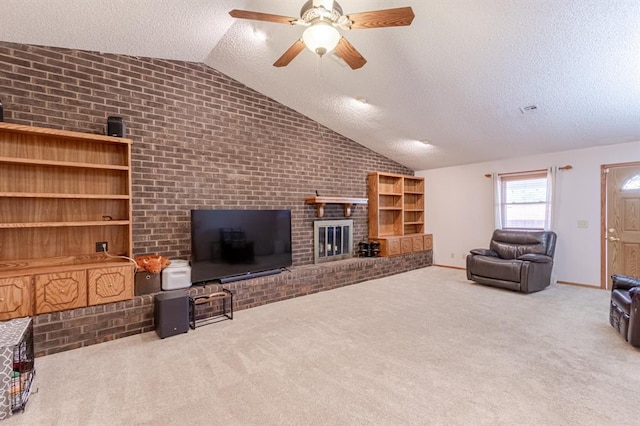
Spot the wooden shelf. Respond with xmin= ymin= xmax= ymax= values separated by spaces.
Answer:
xmin=0 ymin=123 xmax=134 ymax=318
xmin=0 ymin=156 xmax=129 ymax=170
xmin=0 ymin=221 xmax=129 ymax=229
xmin=0 ymin=122 xmax=131 ymax=145
xmin=378 ymin=232 xmax=398 ymax=237
xmin=404 ymin=221 xmax=424 ymax=226
xmin=379 ymin=207 xmax=403 ymax=211
xmin=0 ymin=259 xmax=132 ymax=279
xmin=304 ymin=196 xmax=368 ymax=218
xmin=0 ymin=192 xmax=130 ymax=199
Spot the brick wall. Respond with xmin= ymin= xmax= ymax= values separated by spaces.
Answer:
xmin=0 ymin=41 xmax=411 ymax=264
xmin=0 ymin=42 xmax=430 ymax=356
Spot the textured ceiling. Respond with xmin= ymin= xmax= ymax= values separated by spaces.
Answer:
xmin=2 ymin=0 xmax=640 ymax=170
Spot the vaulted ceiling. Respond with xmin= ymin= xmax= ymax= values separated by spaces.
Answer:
xmin=2 ymin=0 xmax=639 ymax=170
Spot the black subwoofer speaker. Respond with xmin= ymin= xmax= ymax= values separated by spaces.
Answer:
xmin=107 ymin=116 xmax=125 ymax=137
xmin=154 ymin=290 xmax=190 ymax=339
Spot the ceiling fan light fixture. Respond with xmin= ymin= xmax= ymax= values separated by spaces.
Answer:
xmin=302 ymin=21 xmax=341 ymax=56
xmin=230 ymin=3 xmax=414 ymax=69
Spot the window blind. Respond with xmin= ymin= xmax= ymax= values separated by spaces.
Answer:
xmin=500 ymin=171 xmax=548 ymax=229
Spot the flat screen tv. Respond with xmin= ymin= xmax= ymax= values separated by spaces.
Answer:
xmin=190 ymin=209 xmax=292 ymax=284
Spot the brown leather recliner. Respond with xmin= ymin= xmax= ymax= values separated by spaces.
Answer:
xmin=610 ymin=274 xmax=640 ymax=348
xmin=466 ymin=229 xmax=557 ymax=293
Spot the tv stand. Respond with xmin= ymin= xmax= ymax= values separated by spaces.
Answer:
xmin=218 ymin=268 xmax=283 ymax=284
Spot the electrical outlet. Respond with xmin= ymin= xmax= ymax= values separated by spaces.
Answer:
xmin=450 ymin=253 xmax=455 ymax=258
xmin=95 ymin=241 xmax=108 ymax=252
xmin=577 ymin=220 xmax=589 ymax=229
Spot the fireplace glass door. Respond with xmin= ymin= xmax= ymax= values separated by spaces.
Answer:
xmin=314 ymin=219 xmax=354 ymax=264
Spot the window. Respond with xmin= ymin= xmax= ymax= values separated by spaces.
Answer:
xmin=622 ymin=174 xmax=640 ymax=190
xmin=496 ymin=170 xmax=552 ymax=230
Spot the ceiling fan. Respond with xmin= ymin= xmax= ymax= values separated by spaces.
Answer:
xmin=229 ymin=0 xmax=415 ymax=70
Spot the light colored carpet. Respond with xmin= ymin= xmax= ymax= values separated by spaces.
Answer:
xmin=5 ymin=267 xmax=640 ymax=425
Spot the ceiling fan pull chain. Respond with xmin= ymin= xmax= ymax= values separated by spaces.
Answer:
xmin=316 ymin=54 xmax=324 ymax=82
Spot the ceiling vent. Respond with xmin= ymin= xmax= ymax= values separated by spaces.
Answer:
xmin=520 ymin=104 xmax=538 ymax=114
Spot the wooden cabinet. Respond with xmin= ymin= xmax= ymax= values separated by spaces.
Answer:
xmin=401 ymin=237 xmax=414 ymax=254
xmin=376 ymin=234 xmax=431 ymax=257
xmin=368 ymin=172 xmax=432 ymax=257
xmin=411 ymin=235 xmax=425 ymax=252
xmin=378 ymin=237 xmax=402 ymax=257
xmin=35 ymin=271 xmax=87 ymax=314
xmin=31 ymin=264 xmax=133 ymax=314
xmin=0 ymin=277 xmax=32 ymax=321
xmin=87 ymin=265 xmax=133 ymax=306
xmin=0 ymin=122 xmax=134 ymax=318
xmin=424 ymin=234 xmax=433 ymax=250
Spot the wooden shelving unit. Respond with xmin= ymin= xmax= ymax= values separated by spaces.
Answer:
xmin=367 ymin=172 xmax=432 ymax=257
xmin=403 ymin=176 xmax=425 ymax=236
xmin=0 ymin=122 xmax=134 ymax=319
xmin=368 ymin=173 xmax=402 ymax=237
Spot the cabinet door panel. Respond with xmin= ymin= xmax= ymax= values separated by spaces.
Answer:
xmin=412 ymin=236 xmax=424 ymax=252
xmin=386 ymin=238 xmax=401 ymax=256
xmin=401 ymin=237 xmax=414 ymax=254
xmin=35 ymin=270 xmax=87 ymax=314
xmin=87 ymin=265 xmax=133 ymax=306
xmin=424 ymin=234 xmax=433 ymax=250
xmin=0 ymin=276 xmax=32 ymax=320
xmin=376 ymin=238 xmax=401 ymax=256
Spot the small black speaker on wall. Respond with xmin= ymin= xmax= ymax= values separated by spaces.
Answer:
xmin=0 ymin=99 xmax=4 ymax=122
xmin=107 ymin=116 xmax=125 ymax=137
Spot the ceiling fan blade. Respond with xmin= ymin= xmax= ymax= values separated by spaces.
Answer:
xmin=273 ymin=40 xmax=306 ymax=67
xmin=348 ymin=7 xmax=415 ymax=29
xmin=229 ymin=9 xmax=297 ymax=25
xmin=334 ymin=37 xmax=367 ymax=70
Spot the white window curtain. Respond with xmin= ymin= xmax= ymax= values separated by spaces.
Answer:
xmin=545 ymin=166 xmax=557 ymax=231
xmin=493 ymin=173 xmax=503 ymax=230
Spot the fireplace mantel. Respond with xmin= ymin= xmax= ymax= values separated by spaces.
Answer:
xmin=304 ymin=196 xmax=368 ymax=218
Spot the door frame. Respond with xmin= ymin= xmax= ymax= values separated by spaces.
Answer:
xmin=600 ymin=160 xmax=640 ymax=289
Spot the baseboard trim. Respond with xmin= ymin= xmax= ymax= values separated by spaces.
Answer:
xmin=430 ymin=269 xmax=604 ymax=289
xmin=557 ymin=280 xmax=603 ymax=290
xmin=433 ymin=264 xmax=466 ymax=271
